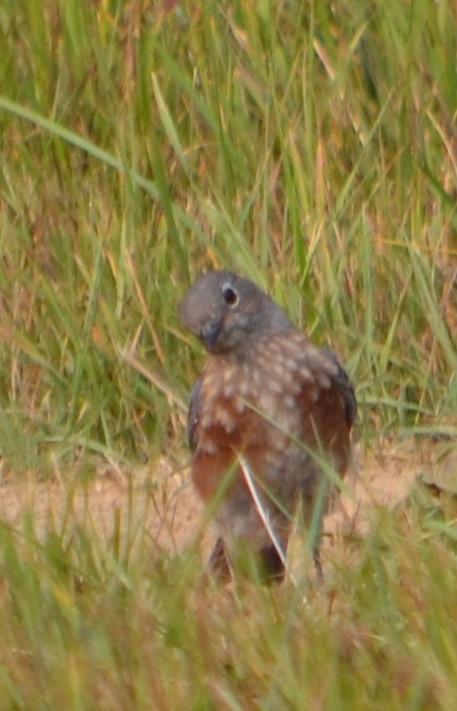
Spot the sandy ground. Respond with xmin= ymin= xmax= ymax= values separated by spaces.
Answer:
xmin=1 ymin=438 xmax=453 ymax=574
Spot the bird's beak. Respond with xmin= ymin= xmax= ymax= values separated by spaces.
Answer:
xmin=199 ymin=321 xmax=222 ymax=351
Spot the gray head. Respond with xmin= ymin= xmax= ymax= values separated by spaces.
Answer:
xmin=179 ymin=270 xmax=292 ymax=356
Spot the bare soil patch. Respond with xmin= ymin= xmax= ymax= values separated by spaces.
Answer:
xmin=0 ymin=439 xmax=452 ymax=567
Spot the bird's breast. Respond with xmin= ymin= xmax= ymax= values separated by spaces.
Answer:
xmin=190 ymin=337 xmax=312 ymax=500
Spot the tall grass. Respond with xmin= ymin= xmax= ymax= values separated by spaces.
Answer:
xmin=0 ymin=0 xmax=456 ymax=707
xmin=0 ymin=0 xmax=455 ymax=473
xmin=0 ymin=488 xmax=456 ymax=709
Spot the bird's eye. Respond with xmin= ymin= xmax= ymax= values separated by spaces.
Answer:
xmin=222 ymin=284 xmax=239 ymax=307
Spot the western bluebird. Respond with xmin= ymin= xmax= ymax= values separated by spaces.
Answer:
xmin=179 ymin=270 xmax=356 ymax=583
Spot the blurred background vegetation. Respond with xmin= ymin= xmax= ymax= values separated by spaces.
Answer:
xmin=0 ymin=2 xmax=456 ymax=709
xmin=0 ymin=0 xmax=456 ymax=478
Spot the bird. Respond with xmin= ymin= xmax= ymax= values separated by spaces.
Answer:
xmin=179 ymin=270 xmax=356 ymax=584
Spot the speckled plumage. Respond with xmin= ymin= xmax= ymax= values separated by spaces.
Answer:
xmin=179 ymin=270 xmax=356 ymax=583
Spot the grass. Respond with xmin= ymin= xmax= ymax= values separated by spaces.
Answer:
xmin=1 ymin=488 xmax=457 ymax=709
xmin=0 ymin=0 xmax=456 ymax=707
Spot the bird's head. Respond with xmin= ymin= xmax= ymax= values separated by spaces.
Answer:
xmin=179 ymin=270 xmax=292 ymax=357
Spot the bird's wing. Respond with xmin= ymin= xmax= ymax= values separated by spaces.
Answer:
xmin=322 ymin=348 xmax=357 ymax=426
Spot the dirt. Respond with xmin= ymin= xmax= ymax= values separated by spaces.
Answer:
xmin=0 ymin=438 xmax=449 ymax=572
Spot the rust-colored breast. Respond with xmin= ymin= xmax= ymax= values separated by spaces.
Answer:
xmin=190 ymin=330 xmax=352 ymax=507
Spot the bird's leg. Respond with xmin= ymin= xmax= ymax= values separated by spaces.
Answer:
xmin=206 ymin=536 xmax=232 ymax=583
xmin=207 ymin=537 xmax=287 ymax=585
xmin=258 ymin=544 xmax=286 ymax=584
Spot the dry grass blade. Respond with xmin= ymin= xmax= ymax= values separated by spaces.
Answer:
xmin=238 ymin=454 xmax=298 ymax=589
